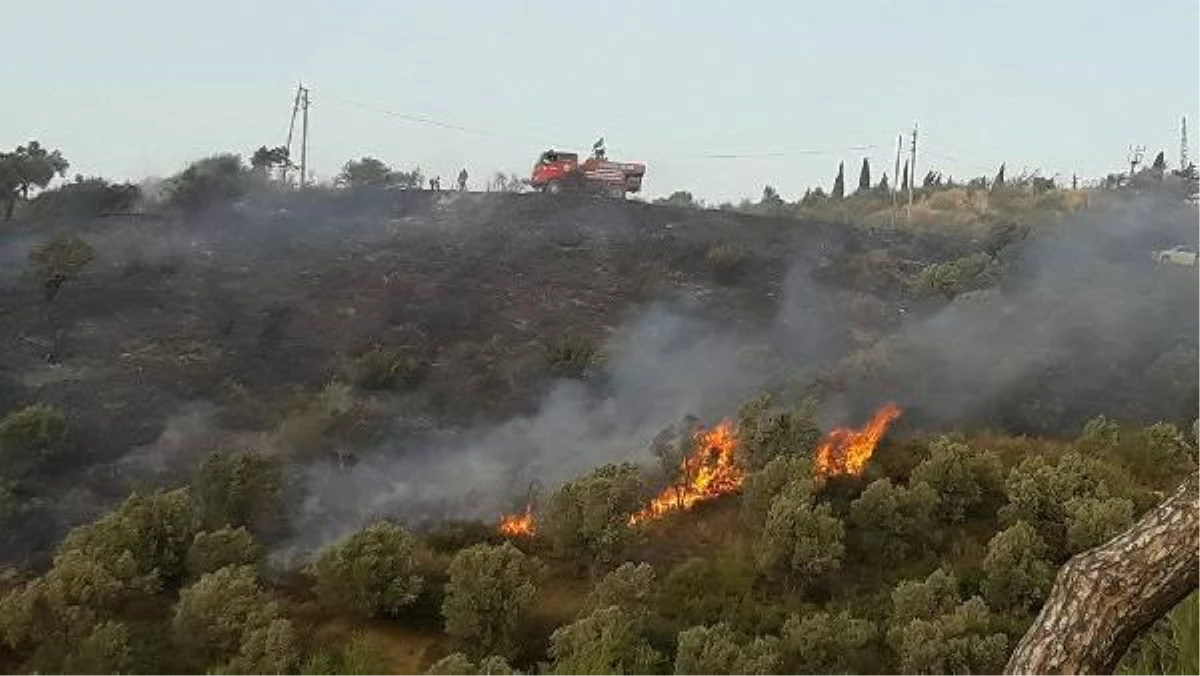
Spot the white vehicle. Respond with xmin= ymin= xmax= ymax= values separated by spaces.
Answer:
xmin=1152 ymin=245 xmax=1199 ymax=267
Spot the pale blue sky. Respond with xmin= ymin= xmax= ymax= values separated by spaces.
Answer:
xmin=5 ymin=0 xmax=1197 ymax=201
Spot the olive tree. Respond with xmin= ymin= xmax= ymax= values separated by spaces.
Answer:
xmin=982 ymin=521 xmax=1055 ymax=613
xmin=1001 ymin=452 xmax=1120 ymax=557
xmin=0 ymin=403 xmax=68 ymax=478
xmin=779 ymin=610 xmax=875 ymax=674
xmin=847 ymin=478 xmax=937 ymax=565
xmin=673 ymin=623 xmax=780 ymax=675
xmin=753 ymin=485 xmax=844 ymax=591
xmin=909 ymin=436 xmax=1004 ymax=523
xmin=541 ymin=463 xmax=643 ymax=569
xmin=890 ymin=568 xmax=961 ymax=625
xmin=192 ymin=449 xmax=285 ymax=539
xmin=187 ymin=526 xmax=261 ymax=578
xmin=548 ymin=606 xmax=663 ymax=675
xmin=310 ymin=521 xmax=423 ymax=618
xmin=889 ymin=597 xmax=1008 ymax=674
xmin=426 ymin=652 xmax=521 ymax=675
xmin=172 ymin=565 xmax=296 ymax=672
xmin=735 ymin=394 xmax=820 ymax=470
xmin=583 ymin=561 xmax=657 ymax=614
xmin=740 ymin=454 xmax=812 ymax=530
xmin=442 ymin=542 xmax=543 ymax=660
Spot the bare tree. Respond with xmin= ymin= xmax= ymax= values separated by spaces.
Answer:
xmin=1005 ymin=471 xmax=1198 ymax=674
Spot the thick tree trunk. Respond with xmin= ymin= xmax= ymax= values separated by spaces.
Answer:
xmin=1005 ymin=471 xmax=1199 ymax=674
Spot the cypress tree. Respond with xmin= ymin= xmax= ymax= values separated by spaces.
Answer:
xmin=857 ymin=158 xmax=871 ymax=194
xmin=832 ymin=162 xmax=845 ymax=199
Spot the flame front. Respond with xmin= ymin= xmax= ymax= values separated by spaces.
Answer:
xmin=813 ymin=403 xmax=902 ymax=482
xmin=630 ymin=419 xmax=743 ymax=525
xmin=498 ymin=503 xmax=535 ymax=537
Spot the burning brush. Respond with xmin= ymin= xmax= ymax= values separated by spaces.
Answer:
xmin=812 ymin=403 xmax=902 ymax=483
xmin=629 ymin=419 xmax=743 ymax=525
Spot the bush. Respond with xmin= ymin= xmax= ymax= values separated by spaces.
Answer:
xmin=915 ymin=253 xmax=995 ymax=300
xmin=584 ymin=562 xmax=657 ymax=615
xmin=982 ymin=521 xmax=1054 ymax=613
xmin=545 ymin=334 xmax=597 ymax=379
xmin=909 ymin=436 xmax=1004 ymax=523
xmin=301 ymin=633 xmax=389 ymax=675
xmin=548 ymin=606 xmax=663 ymax=675
xmin=740 ymin=454 xmax=812 ymax=531
xmin=349 ymin=346 xmax=423 ymax=390
xmin=0 ymin=403 xmax=68 ymax=478
xmin=847 ymin=478 xmax=937 ymax=565
xmin=187 ymin=527 xmax=261 ymax=579
xmin=542 ymin=463 xmax=643 ymax=570
xmin=674 ymin=623 xmax=780 ymax=675
xmin=426 ymin=652 xmax=521 ymax=675
xmin=29 ymin=176 xmax=140 ymax=220
xmin=192 ymin=449 xmax=285 ymax=540
xmin=889 ymin=597 xmax=1008 ymax=675
xmin=311 ymin=522 xmax=423 ymax=619
xmin=655 ymin=556 xmax=761 ymax=635
xmin=442 ymin=542 xmax=543 ymax=660
xmin=890 ymin=568 xmax=961 ymax=625
xmin=735 ymin=394 xmax=821 ymax=470
xmin=1064 ymin=496 xmax=1134 ymax=553
xmin=166 ymin=154 xmax=251 ymax=213
xmin=779 ymin=610 xmax=875 ymax=674
xmin=1000 ymin=452 xmax=1119 ymax=557
xmin=753 ymin=485 xmax=844 ymax=592
xmin=705 ymin=242 xmax=746 ymax=284
xmin=28 ymin=234 xmax=94 ymax=300
xmin=171 ymin=565 xmax=292 ymax=672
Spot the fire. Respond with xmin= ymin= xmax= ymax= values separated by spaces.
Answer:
xmin=813 ymin=403 xmax=902 ymax=482
xmin=630 ymin=419 xmax=743 ymax=525
xmin=498 ymin=503 xmax=535 ymax=537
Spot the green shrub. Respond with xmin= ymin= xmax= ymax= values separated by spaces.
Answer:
xmin=982 ymin=521 xmax=1054 ymax=613
xmin=735 ymin=394 xmax=821 ymax=470
xmin=310 ymin=522 xmax=423 ymax=619
xmin=779 ymin=610 xmax=875 ymax=674
xmin=0 ymin=403 xmax=68 ymax=478
xmin=442 ymin=542 xmax=543 ymax=660
xmin=187 ymin=527 xmax=261 ymax=579
xmin=28 ymin=234 xmax=95 ymax=300
xmin=705 ymin=242 xmax=746 ymax=284
xmin=192 ymin=450 xmax=284 ymax=540
xmin=350 ymin=346 xmax=422 ymax=390
xmin=548 ymin=606 xmax=663 ymax=675
xmin=545 ymin=334 xmax=598 ymax=379
xmin=909 ymin=436 xmax=1004 ymax=523
xmin=30 ymin=176 xmax=140 ymax=220
xmin=301 ymin=633 xmax=389 ymax=675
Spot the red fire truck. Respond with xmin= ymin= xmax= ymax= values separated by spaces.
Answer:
xmin=529 ymin=139 xmax=646 ymax=197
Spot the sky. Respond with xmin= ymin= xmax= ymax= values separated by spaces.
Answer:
xmin=4 ymin=0 xmax=1198 ymax=202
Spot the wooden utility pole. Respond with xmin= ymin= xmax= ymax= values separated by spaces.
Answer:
xmin=908 ymin=123 xmax=918 ymax=207
xmin=283 ymin=85 xmax=302 ymax=186
xmin=1181 ymin=116 xmax=1189 ymax=169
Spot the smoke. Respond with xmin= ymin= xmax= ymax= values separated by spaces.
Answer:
xmin=822 ymin=194 xmax=1198 ymax=433
xmin=277 ymin=303 xmax=775 ymax=561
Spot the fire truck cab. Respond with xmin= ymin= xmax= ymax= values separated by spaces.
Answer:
xmin=530 ymin=146 xmax=645 ymax=197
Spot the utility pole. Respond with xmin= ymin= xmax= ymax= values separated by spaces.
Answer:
xmin=1181 ymin=116 xmax=1190 ymax=169
xmin=908 ymin=123 xmax=918 ymax=207
xmin=299 ymin=85 xmax=310 ymax=189
xmin=283 ymin=85 xmax=302 ymax=185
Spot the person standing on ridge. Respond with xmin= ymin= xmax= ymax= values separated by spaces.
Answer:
xmin=457 ymin=168 xmax=468 ymax=191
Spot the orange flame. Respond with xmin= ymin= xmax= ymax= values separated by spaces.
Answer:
xmin=498 ymin=503 xmax=535 ymax=537
xmin=630 ymin=419 xmax=743 ymax=525
xmin=813 ymin=403 xmax=902 ymax=482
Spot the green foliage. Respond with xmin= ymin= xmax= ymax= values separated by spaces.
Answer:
xmin=891 ymin=568 xmax=961 ymax=625
xmin=1000 ymin=451 xmax=1119 ymax=556
xmin=60 ymin=487 xmax=198 ymax=589
xmin=548 ymin=605 xmax=663 ymax=675
xmin=187 ymin=526 xmax=261 ymax=579
xmin=545 ymin=334 xmax=598 ymax=379
xmin=673 ymin=623 xmax=781 ymax=675
xmin=27 ymin=234 xmax=95 ymax=300
xmin=741 ymin=454 xmax=812 ymax=530
xmin=217 ymin=618 xmax=301 ymax=674
xmin=29 ymin=175 xmax=140 ymax=220
xmin=909 ymin=436 xmax=1004 ymax=523
xmin=0 ymin=403 xmax=68 ymax=478
xmin=779 ymin=610 xmax=875 ymax=674
xmin=250 ymin=145 xmax=290 ymax=172
xmin=847 ymin=478 xmax=937 ymax=565
xmin=753 ymin=485 xmax=844 ymax=592
xmin=735 ymin=393 xmax=821 ymax=470
xmin=982 ymin=521 xmax=1054 ymax=613
xmin=655 ymin=555 xmax=765 ymax=635
xmin=61 ymin=620 xmax=137 ymax=674
xmin=442 ymin=542 xmax=543 ymax=660
xmin=1121 ymin=422 xmax=1196 ymax=483
xmin=832 ymin=162 xmax=846 ymax=199
xmin=350 ymin=346 xmax=422 ymax=390
xmin=192 ymin=449 xmax=285 ymax=539
xmin=1118 ymin=592 xmax=1200 ymax=675
xmin=1076 ymin=415 xmax=1121 ymax=455
xmin=1064 ymin=496 xmax=1134 ymax=553
xmin=889 ymin=597 xmax=1009 ymax=675
xmin=915 ymin=253 xmax=995 ymax=300
xmin=166 ymin=154 xmax=250 ymax=213
xmin=311 ymin=521 xmax=423 ymax=619
xmin=301 ymin=633 xmax=389 ymax=675
xmin=584 ymin=561 xmax=657 ymax=615
xmin=427 ymin=652 xmax=522 ymax=675
xmin=542 ymin=463 xmax=643 ymax=568
xmin=172 ymin=565 xmax=292 ymax=672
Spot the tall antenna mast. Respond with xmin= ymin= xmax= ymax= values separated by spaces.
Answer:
xmin=299 ymin=85 xmax=310 ymax=189
xmin=283 ymin=84 xmax=302 ymax=185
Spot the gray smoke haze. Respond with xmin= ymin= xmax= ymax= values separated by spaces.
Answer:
xmin=276 ymin=303 xmax=777 ymax=561
xmin=823 ymin=194 xmax=1198 ymax=432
